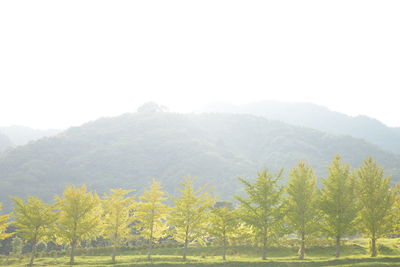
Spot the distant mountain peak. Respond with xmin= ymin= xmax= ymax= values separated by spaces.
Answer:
xmin=137 ymin=102 xmax=169 ymax=113
xmin=203 ymin=100 xmax=400 ymax=154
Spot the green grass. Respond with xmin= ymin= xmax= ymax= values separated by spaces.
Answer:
xmin=3 ymin=255 xmax=400 ymax=267
xmin=2 ymin=238 xmax=400 ymax=266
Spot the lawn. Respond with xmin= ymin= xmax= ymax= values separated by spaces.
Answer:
xmin=1 ymin=239 xmax=400 ymax=266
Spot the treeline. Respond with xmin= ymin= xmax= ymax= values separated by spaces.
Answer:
xmin=0 ymin=155 xmax=398 ymax=266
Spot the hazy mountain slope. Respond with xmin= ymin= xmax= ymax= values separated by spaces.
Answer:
xmin=0 ymin=111 xmax=399 ymax=210
xmin=203 ymin=101 xmax=400 ymax=154
xmin=0 ymin=126 xmax=61 ymax=146
xmin=0 ymin=133 xmax=12 ymax=152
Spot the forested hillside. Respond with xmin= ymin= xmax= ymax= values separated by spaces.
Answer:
xmin=0 ymin=110 xmax=399 ymax=210
xmin=203 ymin=101 xmax=400 ymax=154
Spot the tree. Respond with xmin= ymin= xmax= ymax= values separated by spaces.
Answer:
xmin=230 ymin=222 xmax=254 ymax=246
xmin=357 ymin=157 xmax=394 ymax=257
xmin=235 ymin=169 xmax=284 ymax=260
xmin=0 ymin=202 xmax=12 ymax=241
xmin=11 ymin=236 xmax=23 ymax=256
xmin=55 ymin=185 xmax=102 ymax=265
xmin=136 ymin=181 xmax=169 ymax=260
xmin=286 ymin=161 xmax=319 ymax=260
xmin=102 ymin=189 xmax=135 ymax=264
xmin=319 ymin=155 xmax=358 ymax=258
xmin=12 ymin=197 xmax=57 ymax=266
xmin=391 ymin=184 xmax=400 ymax=235
xmin=169 ymin=177 xmax=214 ymax=261
xmin=208 ymin=202 xmax=238 ymax=260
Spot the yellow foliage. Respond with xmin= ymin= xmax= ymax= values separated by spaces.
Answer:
xmin=136 ymin=180 xmax=169 ymax=243
xmin=102 ymin=188 xmax=135 ymax=245
xmin=0 ymin=202 xmax=12 ymax=240
xmin=55 ymin=185 xmax=102 ymax=246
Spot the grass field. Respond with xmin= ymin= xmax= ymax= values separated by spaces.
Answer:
xmin=1 ymin=239 xmax=400 ymax=266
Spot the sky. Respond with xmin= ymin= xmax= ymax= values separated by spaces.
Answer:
xmin=0 ymin=1 xmax=399 ymax=129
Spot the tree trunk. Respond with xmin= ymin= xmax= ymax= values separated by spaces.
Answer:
xmin=183 ymin=237 xmax=188 ymax=261
xmin=147 ymin=238 xmax=153 ymax=261
xmin=147 ymin=225 xmax=154 ymax=261
xmin=29 ymin=241 xmax=37 ymax=266
xmin=183 ymin=225 xmax=189 ymax=261
xmin=70 ymin=222 xmax=77 ymax=265
xmin=371 ymin=237 xmax=377 ymax=257
xmin=222 ymin=236 xmax=227 ymax=260
xmin=299 ymin=232 xmax=305 ymax=260
xmin=335 ymin=236 xmax=340 ymax=258
xmin=112 ymin=214 xmax=120 ymax=264
xmin=262 ymin=235 xmax=267 ymax=260
xmin=111 ymin=244 xmax=116 ymax=264
xmin=70 ymin=241 xmax=76 ymax=265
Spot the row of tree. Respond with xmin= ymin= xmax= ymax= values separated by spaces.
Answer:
xmin=0 ymin=155 xmax=397 ymax=265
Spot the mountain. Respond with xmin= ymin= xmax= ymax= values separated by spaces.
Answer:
xmin=0 ymin=126 xmax=61 ymax=146
xmin=0 ymin=110 xmax=399 ymax=210
xmin=203 ymin=101 xmax=400 ymax=154
xmin=0 ymin=133 xmax=12 ymax=152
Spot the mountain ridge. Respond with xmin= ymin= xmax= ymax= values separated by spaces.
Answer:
xmin=202 ymin=101 xmax=400 ymax=154
xmin=0 ymin=111 xmax=399 ymax=211
xmin=0 ymin=125 xmax=61 ymax=147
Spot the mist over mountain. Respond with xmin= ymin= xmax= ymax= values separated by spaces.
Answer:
xmin=0 ymin=126 xmax=61 ymax=146
xmin=0 ymin=109 xmax=399 ymax=210
xmin=203 ymin=101 xmax=400 ymax=154
xmin=0 ymin=132 xmax=12 ymax=152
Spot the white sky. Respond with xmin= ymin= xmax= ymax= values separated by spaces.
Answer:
xmin=0 ymin=1 xmax=399 ymax=129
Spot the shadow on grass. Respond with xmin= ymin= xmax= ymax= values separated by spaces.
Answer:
xmin=58 ymin=257 xmax=400 ymax=267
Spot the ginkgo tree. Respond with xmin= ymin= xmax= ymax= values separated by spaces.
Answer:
xmin=55 ymin=185 xmax=102 ymax=265
xmin=391 ymin=184 xmax=400 ymax=235
xmin=102 ymin=188 xmax=135 ymax=264
xmin=12 ymin=197 xmax=57 ymax=266
xmin=0 ymin=202 xmax=12 ymax=241
xmin=208 ymin=202 xmax=238 ymax=260
xmin=136 ymin=180 xmax=169 ymax=260
xmin=286 ymin=161 xmax=319 ymax=260
xmin=357 ymin=157 xmax=394 ymax=257
xmin=235 ymin=169 xmax=284 ymax=260
xmin=170 ymin=177 xmax=214 ymax=261
xmin=319 ymin=155 xmax=358 ymax=258
xmin=230 ymin=222 xmax=254 ymax=246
